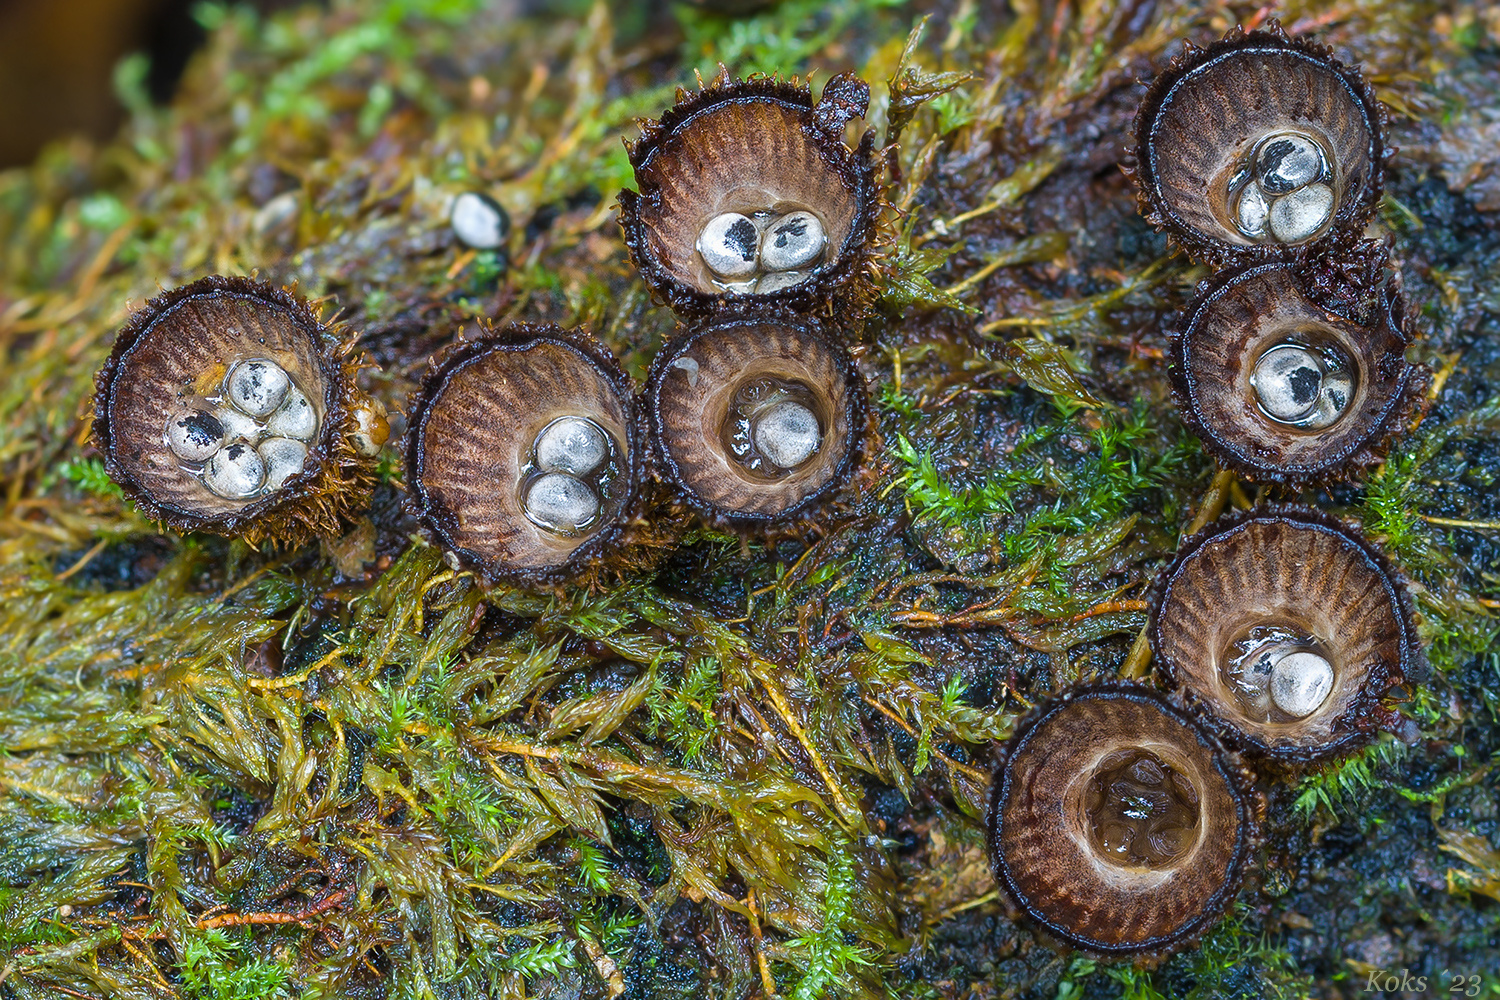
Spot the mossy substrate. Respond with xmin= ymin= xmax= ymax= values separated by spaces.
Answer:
xmin=1 ymin=1 xmax=1498 ymax=998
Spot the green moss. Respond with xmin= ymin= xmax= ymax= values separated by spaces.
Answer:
xmin=179 ymin=928 xmax=294 ymax=1000
xmin=1292 ymin=738 xmax=1411 ymax=823
xmin=2 ymin=0 xmax=1499 ymax=997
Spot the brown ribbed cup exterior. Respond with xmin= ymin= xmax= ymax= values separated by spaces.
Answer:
xmin=406 ymin=326 xmax=643 ymax=588
xmin=646 ymin=314 xmax=865 ymax=524
xmin=1151 ymin=507 xmax=1425 ymax=760
xmin=987 ymin=683 xmax=1260 ymax=959
xmin=618 ymin=68 xmax=880 ymax=322
xmin=1171 ymin=257 xmax=1428 ymax=483
xmin=93 ymin=275 xmax=370 ymax=545
xmin=1127 ymin=22 xmax=1387 ymax=267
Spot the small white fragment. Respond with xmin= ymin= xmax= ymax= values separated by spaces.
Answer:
xmin=753 ymin=400 xmax=820 ymax=469
xmin=1236 ymin=184 xmax=1270 ymax=239
xmin=534 ymin=416 xmax=610 ymax=477
xmin=204 ymin=441 xmax=266 ymax=499
xmin=697 ymin=212 xmax=760 ymax=279
xmin=450 ymin=191 xmax=509 ymax=250
xmin=1268 ymin=182 xmax=1335 ymax=243
xmin=350 ymin=398 xmax=389 ymax=457
xmin=165 ymin=408 xmax=225 ymax=463
xmin=1269 ymin=650 xmax=1335 ymax=717
xmin=759 ymin=211 xmax=826 ymax=272
xmin=523 ymin=472 xmax=601 ymax=534
xmin=670 ymin=356 xmax=700 ymax=388
xmin=1251 ymin=344 xmax=1324 ymax=423
xmin=252 ymin=191 xmax=300 ymax=237
xmin=258 ymin=436 xmax=309 ymax=490
xmin=266 ymin=386 xmax=318 ymax=441
xmin=1256 ymin=133 xmax=1325 ymax=194
xmin=212 ymin=406 xmax=261 ymax=444
xmin=754 ymin=270 xmax=811 ymax=294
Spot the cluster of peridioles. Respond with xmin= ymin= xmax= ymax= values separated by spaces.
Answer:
xmin=983 ymin=22 xmax=1432 ymax=964
xmin=87 ymin=28 xmax=1433 ymax=971
xmin=401 ymin=68 xmax=886 ymax=590
xmin=92 ymin=68 xmax=885 ymax=590
xmin=93 ymin=277 xmax=388 ymax=546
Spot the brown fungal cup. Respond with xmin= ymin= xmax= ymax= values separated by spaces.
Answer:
xmin=618 ymin=67 xmax=880 ymax=320
xmin=987 ymin=683 xmax=1260 ymax=959
xmin=92 ymin=275 xmax=383 ymax=545
xmin=1150 ymin=506 xmax=1425 ymax=761
xmin=1128 ymin=22 xmax=1387 ymax=266
xmin=646 ymin=314 xmax=866 ymax=525
xmin=405 ymin=325 xmax=642 ymax=588
xmin=1171 ymin=256 xmax=1428 ymax=483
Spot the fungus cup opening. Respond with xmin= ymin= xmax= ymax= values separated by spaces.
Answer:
xmin=1150 ymin=506 xmax=1424 ymax=760
xmin=987 ymin=683 xmax=1259 ymax=959
xmin=92 ymin=275 xmax=367 ymax=542
xmin=406 ymin=326 xmax=641 ymax=586
xmin=647 ymin=315 xmax=865 ymax=524
xmin=1130 ymin=23 xmax=1386 ymax=265
xmin=1171 ymin=259 xmax=1427 ymax=483
xmin=619 ymin=69 xmax=879 ymax=317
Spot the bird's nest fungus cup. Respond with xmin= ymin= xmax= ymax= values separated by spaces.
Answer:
xmin=618 ymin=67 xmax=881 ymax=320
xmin=646 ymin=313 xmax=867 ymax=526
xmin=1150 ymin=506 xmax=1425 ymax=761
xmin=1128 ymin=22 xmax=1388 ymax=267
xmin=987 ymin=683 xmax=1261 ymax=960
xmin=405 ymin=324 xmax=643 ymax=589
xmin=93 ymin=275 xmax=387 ymax=546
xmin=1171 ymin=256 xmax=1428 ymax=483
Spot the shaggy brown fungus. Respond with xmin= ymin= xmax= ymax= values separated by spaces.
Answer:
xmin=405 ymin=325 xmax=642 ymax=588
xmin=92 ymin=275 xmax=385 ymax=545
xmin=1128 ymin=21 xmax=1387 ymax=267
xmin=1171 ymin=256 xmax=1427 ymax=483
xmin=646 ymin=313 xmax=866 ymax=525
xmin=987 ymin=683 xmax=1260 ymax=959
xmin=618 ymin=67 xmax=880 ymax=319
xmin=1150 ymin=506 xmax=1425 ymax=760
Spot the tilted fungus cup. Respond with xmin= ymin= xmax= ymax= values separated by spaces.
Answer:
xmin=1127 ymin=21 xmax=1388 ymax=267
xmin=987 ymin=683 xmax=1261 ymax=961
xmin=1150 ymin=506 xmax=1426 ymax=761
xmin=1171 ymin=255 xmax=1428 ymax=484
xmin=405 ymin=325 xmax=644 ymax=589
xmin=645 ymin=313 xmax=867 ymax=526
xmin=93 ymin=275 xmax=386 ymax=546
xmin=618 ymin=67 xmax=881 ymax=322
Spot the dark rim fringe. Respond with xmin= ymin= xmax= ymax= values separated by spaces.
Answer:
xmin=1124 ymin=19 xmax=1391 ymax=269
xmin=1148 ymin=504 xmax=1426 ymax=763
xmin=93 ymin=274 xmax=375 ymax=546
xmin=985 ymin=681 xmax=1262 ymax=962
xmin=617 ymin=66 xmax=883 ymax=329
xmin=405 ymin=323 xmax=648 ymax=591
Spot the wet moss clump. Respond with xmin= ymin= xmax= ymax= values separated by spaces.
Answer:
xmin=1 ymin=1 xmax=1499 ymax=998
